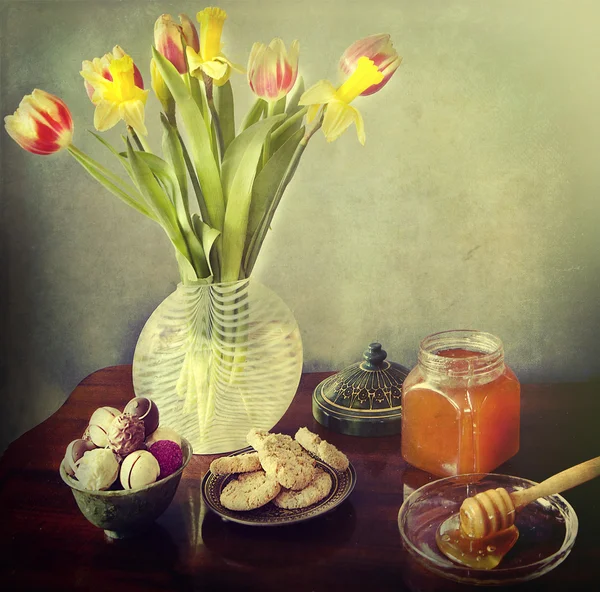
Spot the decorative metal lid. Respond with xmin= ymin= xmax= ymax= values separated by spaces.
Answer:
xmin=312 ymin=343 xmax=409 ymax=437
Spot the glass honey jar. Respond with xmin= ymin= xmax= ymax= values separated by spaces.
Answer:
xmin=401 ymin=330 xmax=520 ymax=477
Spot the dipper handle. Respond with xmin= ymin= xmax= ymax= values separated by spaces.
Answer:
xmin=511 ymin=456 xmax=600 ymax=509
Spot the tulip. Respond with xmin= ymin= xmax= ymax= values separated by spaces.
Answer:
xmin=299 ymin=57 xmax=384 ymax=144
xmin=247 ymin=38 xmax=299 ymax=102
xmin=4 ymin=89 xmax=73 ymax=155
xmin=154 ymin=14 xmax=199 ymax=74
xmin=186 ymin=7 xmax=243 ymax=86
xmin=81 ymin=45 xmax=144 ymax=103
xmin=339 ymin=34 xmax=401 ymax=96
xmin=81 ymin=52 xmax=149 ymax=136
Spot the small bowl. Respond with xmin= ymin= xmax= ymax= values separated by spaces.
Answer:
xmin=60 ymin=438 xmax=192 ymax=539
xmin=398 ymin=473 xmax=578 ymax=586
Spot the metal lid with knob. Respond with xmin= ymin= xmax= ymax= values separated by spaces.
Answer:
xmin=312 ymin=342 xmax=409 ymax=437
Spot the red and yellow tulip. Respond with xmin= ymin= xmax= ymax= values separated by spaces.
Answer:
xmin=247 ymin=38 xmax=299 ymax=102
xmin=299 ymin=57 xmax=384 ymax=144
xmin=339 ymin=34 xmax=401 ymax=96
xmin=4 ymin=89 xmax=73 ymax=155
xmin=80 ymin=49 xmax=149 ymax=135
xmin=154 ymin=14 xmax=199 ymax=74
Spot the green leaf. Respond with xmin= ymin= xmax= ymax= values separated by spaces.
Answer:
xmin=67 ymin=145 xmax=155 ymax=221
xmin=215 ymin=80 xmax=235 ymax=152
xmin=125 ymin=140 xmax=198 ymax=280
xmin=273 ymin=95 xmax=286 ymax=116
xmin=193 ymin=214 xmax=221 ymax=278
xmin=152 ymin=48 xmax=224 ymax=232
xmin=220 ymin=114 xmax=286 ymax=281
xmin=136 ymin=149 xmax=211 ymax=280
xmin=239 ymin=98 xmax=266 ymax=133
xmin=271 ymin=106 xmax=307 ymax=154
xmin=160 ymin=116 xmax=190 ymax=218
xmin=285 ymin=76 xmax=305 ymax=115
xmin=244 ymin=126 xmax=304 ymax=259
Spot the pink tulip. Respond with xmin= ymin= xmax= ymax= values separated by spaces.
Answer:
xmin=339 ymin=34 xmax=401 ymax=96
xmin=247 ymin=38 xmax=299 ymax=102
xmin=154 ymin=13 xmax=199 ymax=74
xmin=4 ymin=89 xmax=73 ymax=155
xmin=82 ymin=46 xmax=144 ymax=103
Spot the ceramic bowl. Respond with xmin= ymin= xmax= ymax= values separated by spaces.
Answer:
xmin=398 ymin=473 xmax=578 ymax=586
xmin=60 ymin=438 xmax=192 ymax=538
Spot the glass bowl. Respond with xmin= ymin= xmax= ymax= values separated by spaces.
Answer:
xmin=398 ymin=473 xmax=578 ymax=586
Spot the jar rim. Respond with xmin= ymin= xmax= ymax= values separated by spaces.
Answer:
xmin=418 ymin=330 xmax=505 ymax=378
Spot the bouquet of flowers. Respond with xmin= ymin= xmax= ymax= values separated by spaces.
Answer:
xmin=4 ymin=7 xmax=401 ymax=285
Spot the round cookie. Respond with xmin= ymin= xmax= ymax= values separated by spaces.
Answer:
xmin=273 ymin=468 xmax=332 ymax=510
xmin=261 ymin=433 xmax=317 ymax=491
xmin=220 ymin=470 xmax=281 ymax=511
xmin=210 ymin=452 xmax=262 ymax=476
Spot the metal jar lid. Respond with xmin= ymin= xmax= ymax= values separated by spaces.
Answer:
xmin=312 ymin=342 xmax=409 ymax=437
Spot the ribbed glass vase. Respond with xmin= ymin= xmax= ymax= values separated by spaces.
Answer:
xmin=132 ymin=278 xmax=303 ymax=454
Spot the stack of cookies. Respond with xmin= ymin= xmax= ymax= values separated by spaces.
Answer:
xmin=210 ymin=427 xmax=349 ymax=512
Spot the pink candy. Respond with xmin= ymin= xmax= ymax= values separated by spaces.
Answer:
xmin=148 ymin=440 xmax=183 ymax=479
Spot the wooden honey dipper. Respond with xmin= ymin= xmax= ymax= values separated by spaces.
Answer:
xmin=460 ymin=456 xmax=600 ymax=539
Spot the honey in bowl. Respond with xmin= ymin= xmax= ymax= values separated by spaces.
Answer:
xmin=436 ymin=513 xmax=519 ymax=569
xmin=435 ymin=457 xmax=600 ymax=570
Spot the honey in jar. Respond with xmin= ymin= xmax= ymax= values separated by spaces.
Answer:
xmin=401 ymin=330 xmax=520 ymax=477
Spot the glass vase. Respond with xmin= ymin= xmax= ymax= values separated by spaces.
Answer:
xmin=132 ymin=278 xmax=303 ymax=454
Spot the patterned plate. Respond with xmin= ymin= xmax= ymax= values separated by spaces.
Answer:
xmin=202 ymin=446 xmax=357 ymax=526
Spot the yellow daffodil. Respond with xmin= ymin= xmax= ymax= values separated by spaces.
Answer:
xmin=299 ymin=57 xmax=384 ymax=144
xmin=339 ymin=34 xmax=401 ymax=96
xmin=186 ymin=7 xmax=243 ymax=86
xmin=80 ymin=53 xmax=149 ymax=135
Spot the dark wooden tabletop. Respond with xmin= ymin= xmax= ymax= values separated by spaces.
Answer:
xmin=1 ymin=366 xmax=599 ymax=591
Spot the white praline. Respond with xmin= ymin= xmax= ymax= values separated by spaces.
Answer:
xmin=120 ymin=450 xmax=160 ymax=490
xmin=76 ymin=448 xmax=119 ymax=490
xmin=87 ymin=406 xmax=121 ymax=447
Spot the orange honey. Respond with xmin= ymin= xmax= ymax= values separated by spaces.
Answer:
xmin=401 ymin=331 xmax=520 ymax=477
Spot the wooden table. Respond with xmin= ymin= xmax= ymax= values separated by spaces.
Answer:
xmin=1 ymin=367 xmax=599 ymax=591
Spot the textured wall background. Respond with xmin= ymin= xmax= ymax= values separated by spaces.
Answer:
xmin=1 ymin=0 xmax=599 ymax=453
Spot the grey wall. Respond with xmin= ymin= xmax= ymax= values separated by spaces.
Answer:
xmin=1 ymin=0 xmax=599 ymax=453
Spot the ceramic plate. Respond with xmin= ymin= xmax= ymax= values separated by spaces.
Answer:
xmin=202 ymin=446 xmax=357 ymax=526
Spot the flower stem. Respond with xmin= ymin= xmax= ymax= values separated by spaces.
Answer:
xmin=244 ymin=112 xmax=323 ymax=275
xmin=262 ymin=101 xmax=276 ymax=168
xmin=203 ymin=75 xmax=225 ymax=163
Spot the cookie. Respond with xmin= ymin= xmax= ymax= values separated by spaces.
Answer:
xmin=219 ymin=470 xmax=281 ymax=511
xmin=210 ymin=452 xmax=262 ymax=476
xmin=254 ymin=432 xmax=317 ymax=491
xmin=295 ymin=427 xmax=349 ymax=471
xmin=246 ymin=428 xmax=270 ymax=450
xmin=273 ymin=468 xmax=332 ymax=510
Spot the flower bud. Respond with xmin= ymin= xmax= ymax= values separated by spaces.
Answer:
xmin=151 ymin=57 xmax=175 ymax=117
xmin=4 ymin=89 xmax=74 ymax=155
xmin=247 ymin=38 xmax=299 ymax=102
xmin=154 ymin=13 xmax=199 ymax=74
xmin=339 ymin=34 xmax=401 ymax=96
